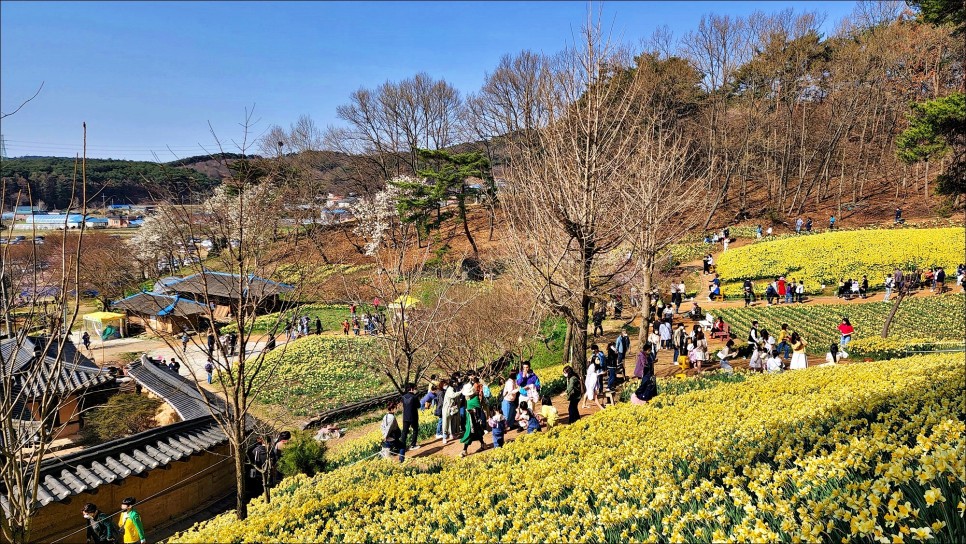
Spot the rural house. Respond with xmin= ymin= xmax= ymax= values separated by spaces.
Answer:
xmin=111 ymin=292 xmax=209 ymax=334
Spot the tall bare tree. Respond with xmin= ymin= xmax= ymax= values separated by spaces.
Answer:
xmin=133 ymin=110 xmax=313 ymax=520
xmin=498 ymin=19 xmax=640 ymax=370
xmin=1 ymin=128 xmax=93 ymax=544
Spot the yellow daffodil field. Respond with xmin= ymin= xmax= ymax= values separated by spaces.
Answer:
xmin=174 ymin=354 xmax=964 ymax=543
xmin=715 ymin=227 xmax=964 ymax=296
xmin=716 ymin=294 xmax=965 ymax=355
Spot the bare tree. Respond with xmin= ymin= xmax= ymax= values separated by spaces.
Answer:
xmin=349 ymin=181 xmax=468 ymax=392
xmin=1 ymin=128 xmax=93 ymax=544
xmin=498 ymin=18 xmax=641 ymax=371
xmin=133 ymin=110 xmax=313 ymax=520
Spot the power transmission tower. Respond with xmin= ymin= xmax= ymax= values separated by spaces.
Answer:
xmin=0 ymin=134 xmax=7 ymax=160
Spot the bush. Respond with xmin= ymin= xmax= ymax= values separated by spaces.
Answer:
xmin=277 ymin=431 xmax=328 ymax=478
xmin=82 ymin=394 xmax=162 ymax=443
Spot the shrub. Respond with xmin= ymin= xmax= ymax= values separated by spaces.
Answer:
xmin=277 ymin=431 xmax=328 ymax=478
xmin=82 ymin=393 xmax=162 ymax=443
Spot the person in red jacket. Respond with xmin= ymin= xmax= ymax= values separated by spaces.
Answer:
xmin=777 ymin=277 xmax=787 ymax=303
xmin=837 ymin=317 xmax=854 ymax=349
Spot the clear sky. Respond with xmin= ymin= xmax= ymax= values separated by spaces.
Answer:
xmin=1 ymin=1 xmax=859 ymax=161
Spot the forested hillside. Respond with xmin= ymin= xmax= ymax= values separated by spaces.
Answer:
xmin=0 ymin=156 xmax=220 ymax=208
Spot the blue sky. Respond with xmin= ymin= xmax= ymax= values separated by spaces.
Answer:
xmin=1 ymin=1 xmax=858 ymax=161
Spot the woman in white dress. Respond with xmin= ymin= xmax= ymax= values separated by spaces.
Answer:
xmin=789 ymin=332 xmax=808 ymax=370
xmin=582 ymin=359 xmax=605 ymax=410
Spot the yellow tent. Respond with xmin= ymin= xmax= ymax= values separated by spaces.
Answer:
xmin=83 ymin=311 xmax=126 ymax=340
xmin=387 ymin=295 xmax=420 ymax=310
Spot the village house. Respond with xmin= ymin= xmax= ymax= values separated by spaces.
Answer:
xmin=8 ymin=357 xmax=234 ymax=543
xmin=111 ymin=291 xmax=209 ymax=334
xmin=1 ymin=337 xmax=116 ymax=440
xmin=155 ymin=271 xmax=293 ymax=322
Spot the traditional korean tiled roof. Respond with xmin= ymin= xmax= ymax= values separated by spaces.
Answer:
xmin=112 ymin=291 xmax=208 ymax=318
xmin=163 ymin=271 xmax=293 ymax=300
xmin=0 ymin=416 xmax=227 ymax=508
xmin=126 ymin=360 xmax=218 ymax=421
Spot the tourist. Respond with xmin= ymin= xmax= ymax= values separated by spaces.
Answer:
xmin=181 ymin=332 xmax=189 ymax=352
xmin=702 ymin=253 xmax=711 ymax=274
xmin=460 ymin=389 xmax=487 ymax=457
xmin=204 ymin=359 xmax=214 ymax=384
xmin=805 ymin=217 xmax=813 ymax=232
xmin=401 ymin=383 xmax=420 ymax=451
xmin=748 ymin=342 xmax=764 ymax=373
xmin=784 ymin=278 xmax=793 ymax=304
xmin=761 ymin=328 xmax=775 ymax=355
xmin=582 ymin=348 xmax=605 ymax=411
xmin=851 ymin=278 xmax=861 ymax=299
xmin=540 ymin=397 xmax=558 ymax=428
xmin=747 ymin=320 xmax=761 ymax=347
xmin=352 ymin=317 xmax=361 ymax=335
xmin=936 ymin=266 xmax=946 ymax=294
xmin=629 ymin=286 xmax=639 ymax=308
xmin=829 ymin=215 xmax=836 ymax=230
xmin=615 ymin=329 xmax=630 ymax=371
xmin=716 ymin=339 xmax=738 ymax=373
xmin=501 ymin=373 xmax=519 ymax=430
xmin=795 ymin=217 xmax=803 ymax=234
xmin=380 ymin=402 xmax=405 ymax=462
xmin=168 ymin=358 xmax=180 ymax=374
xmin=662 ymin=303 xmax=674 ymax=323
xmin=206 ymin=332 xmax=215 ymax=356
xmin=659 ymin=320 xmax=672 ymax=350
xmin=592 ymin=308 xmax=605 ymax=338
xmin=860 ymin=275 xmax=869 ymax=298
xmin=789 ymin=332 xmax=808 ymax=370
xmin=778 ymin=324 xmax=792 ymax=359
xmin=765 ymin=349 xmax=784 ymax=373
xmin=895 ymin=207 xmax=903 ymax=224
xmin=825 ymin=343 xmax=848 ymax=365
xmin=516 ymin=401 xmax=541 ymax=434
xmin=838 ymin=318 xmax=854 ymax=349
xmin=118 ymin=497 xmax=146 ymax=544
xmin=342 ymin=319 xmax=350 ymax=335
xmin=515 ymin=362 xmax=541 ymax=409
xmin=765 ymin=281 xmax=777 ymax=305
xmin=635 ymin=342 xmax=655 ymax=378
xmin=777 ymin=277 xmax=787 ymax=304
xmin=441 ymin=379 xmax=460 ymax=444
xmin=883 ymin=275 xmax=894 ymax=301
xmin=630 ymin=348 xmax=656 ymax=405
xmin=742 ymin=278 xmax=754 ymax=307
xmin=795 ymin=280 xmax=805 ymax=303
xmin=82 ymin=331 xmax=92 ymax=352
xmin=765 ymin=226 xmax=773 ymax=236
xmin=671 ymin=323 xmax=687 ymax=362
xmin=82 ymin=503 xmax=115 ymax=544
xmin=691 ymin=330 xmax=708 ymax=372
xmin=755 ymin=224 xmax=763 ymax=239
xmin=315 ymin=317 xmax=323 ymax=335
xmin=563 ymin=366 xmax=581 ymax=423
xmin=708 ymin=280 xmax=721 ymax=301
xmin=647 ymin=325 xmax=660 ymax=359
xmin=487 ymin=407 xmax=506 ymax=448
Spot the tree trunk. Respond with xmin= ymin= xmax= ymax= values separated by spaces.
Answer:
xmin=234 ymin=429 xmax=248 ymax=520
xmin=560 ymin=320 xmax=573 ymax=367
xmin=637 ymin=255 xmax=655 ymax=346
xmin=881 ymin=290 xmax=906 ymax=338
xmin=458 ymin=194 xmax=479 ymax=257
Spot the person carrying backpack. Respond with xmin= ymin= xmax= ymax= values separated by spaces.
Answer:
xmin=83 ymin=503 xmax=116 ymax=544
xmin=204 ymin=360 xmax=214 ymax=384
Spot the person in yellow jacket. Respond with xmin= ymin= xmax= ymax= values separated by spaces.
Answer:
xmin=118 ymin=497 xmax=146 ymax=544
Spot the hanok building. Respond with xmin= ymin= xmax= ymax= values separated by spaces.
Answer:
xmin=157 ymin=271 xmax=293 ymax=322
xmin=0 ymin=337 xmax=116 ymax=440
xmin=9 ymin=357 xmax=234 ymax=543
xmin=111 ymin=291 xmax=209 ymax=334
